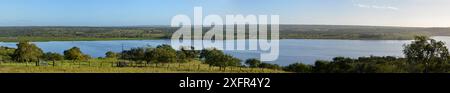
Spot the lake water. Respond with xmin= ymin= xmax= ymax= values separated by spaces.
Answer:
xmin=2 ymin=36 xmax=450 ymax=66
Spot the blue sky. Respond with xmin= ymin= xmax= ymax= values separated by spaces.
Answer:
xmin=1 ymin=0 xmax=450 ymax=27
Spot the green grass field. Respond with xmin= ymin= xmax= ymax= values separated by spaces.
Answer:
xmin=0 ymin=59 xmax=285 ymax=73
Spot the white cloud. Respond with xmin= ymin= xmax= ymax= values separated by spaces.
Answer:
xmin=355 ymin=4 xmax=399 ymax=10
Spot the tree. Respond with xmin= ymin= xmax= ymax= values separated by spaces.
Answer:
xmin=120 ymin=47 xmax=145 ymax=61
xmin=151 ymin=44 xmax=177 ymax=63
xmin=330 ymin=57 xmax=354 ymax=73
xmin=12 ymin=41 xmax=43 ymax=62
xmin=313 ymin=60 xmax=331 ymax=73
xmin=403 ymin=36 xmax=450 ymax=73
xmin=64 ymin=47 xmax=89 ymax=61
xmin=283 ymin=63 xmax=313 ymax=73
xmin=404 ymin=36 xmax=450 ymax=64
xmin=105 ymin=51 xmax=118 ymax=59
xmin=201 ymin=48 xmax=222 ymax=66
xmin=245 ymin=58 xmax=261 ymax=68
xmin=176 ymin=50 xmax=187 ymax=63
xmin=133 ymin=44 xmax=180 ymax=63
xmin=143 ymin=47 xmax=156 ymax=63
xmin=201 ymin=48 xmax=241 ymax=68
xmin=224 ymin=55 xmax=241 ymax=67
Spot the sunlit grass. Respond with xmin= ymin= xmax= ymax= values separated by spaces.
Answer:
xmin=0 ymin=59 xmax=286 ymax=73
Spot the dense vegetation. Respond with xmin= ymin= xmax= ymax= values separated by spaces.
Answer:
xmin=1 ymin=25 xmax=450 ymax=41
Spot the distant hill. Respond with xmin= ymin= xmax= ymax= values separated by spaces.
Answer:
xmin=0 ymin=25 xmax=449 ymax=41
xmin=278 ymin=25 xmax=450 ymax=40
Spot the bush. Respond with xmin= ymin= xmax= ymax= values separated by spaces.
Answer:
xmin=64 ymin=47 xmax=90 ymax=61
xmin=283 ymin=63 xmax=313 ymax=73
xmin=245 ymin=58 xmax=261 ymax=68
xmin=120 ymin=47 xmax=145 ymax=61
xmin=105 ymin=51 xmax=118 ymax=59
xmin=258 ymin=63 xmax=282 ymax=70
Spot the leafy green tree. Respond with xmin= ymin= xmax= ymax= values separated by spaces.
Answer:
xmin=403 ymin=36 xmax=450 ymax=72
xmin=152 ymin=44 xmax=177 ymax=63
xmin=224 ymin=55 xmax=241 ymax=67
xmin=141 ymin=44 xmax=178 ymax=63
xmin=404 ymin=36 xmax=450 ymax=63
xmin=283 ymin=63 xmax=313 ymax=73
xmin=12 ymin=41 xmax=43 ymax=62
xmin=330 ymin=57 xmax=354 ymax=73
xmin=143 ymin=47 xmax=156 ymax=63
xmin=201 ymin=48 xmax=222 ymax=66
xmin=64 ymin=47 xmax=89 ymax=61
xmin=121 ymin=47 xmax=145 ymax=61
xmin=201 ymin=48 xmax=241 ymax=68
xmin=313 ymin=60 xmax=332 ymax=73
xmin=176 ymin=50 xmax=187 ymax=63
xmin=0 ymin=46 xmax=15 ymax=62
xmin=105 ymin=51 xmax=118 ymax=59
xmin=245 ymin=58 xmax=261 ymax=68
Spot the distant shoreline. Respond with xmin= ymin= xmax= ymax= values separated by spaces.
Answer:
xmin=1 ymin=25 xmax=447 ymax=42
xmin=0 ymin=37 xmax=419 ymax=42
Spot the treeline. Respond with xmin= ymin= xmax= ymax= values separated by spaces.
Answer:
xmin=115 ymin=45 xmax=285 ymax=70
xmin=0 ymin=27 xmax=176 ymax=41
xmin=279 ymin=25 xmax=439 ymax=40
xmin=2 ymin=25 xmax=450 ymax=41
